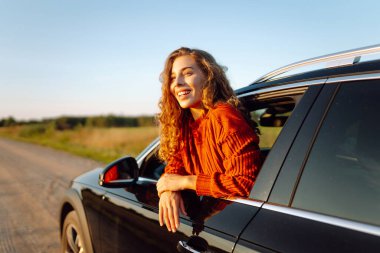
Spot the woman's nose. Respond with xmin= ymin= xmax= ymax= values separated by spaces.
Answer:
xmin=173 ymin=75 xmax=184 ymax=86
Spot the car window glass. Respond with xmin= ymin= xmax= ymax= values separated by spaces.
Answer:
xmin=292 ymin=80 xmax=380 ymax=226
xmin=248 ymin=96 xmax=297 ymax=161
xmin=139 ymin=146 xmax=165 ymax=179
xmin=251 ymin=109 xmax=291 ymax=150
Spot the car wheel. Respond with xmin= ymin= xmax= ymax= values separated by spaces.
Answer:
xmin=62 ymin=211 xmax=86 ymax=253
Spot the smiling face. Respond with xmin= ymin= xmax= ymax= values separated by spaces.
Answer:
xmin=170 ymin=55 xmax=206 ymax=119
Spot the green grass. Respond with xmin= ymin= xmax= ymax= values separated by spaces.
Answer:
xmin=0 ymin=125 xmax=159 ymax=163
xmin=258 ymin=126 xmax=283 ymax=149
xmin=0 ymin=124 xmax=282 ymax=164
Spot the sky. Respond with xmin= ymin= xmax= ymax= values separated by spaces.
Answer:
xmin=1 ymin=0 xmax=379 ymax=120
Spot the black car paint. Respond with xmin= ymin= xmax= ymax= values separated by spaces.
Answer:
xmin=239 ymin=208 xmax=380 ymax=253
xmin=249 ymin=83 xmax=325 ymax=201
xmin=268 ymin=83 xmax=337 ymax=205
xmin=92 ymin=176 xmax=261 ymax=253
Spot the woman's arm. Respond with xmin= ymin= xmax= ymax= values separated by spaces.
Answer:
xmin=157 ymin=174 xmax=196 ymax=196
xmin=196 ymin=130 xmax=262 ymax=198
xmin=159 ymin=191 xmax=187 ymax=232
xmin=157 ymin=151 xmax=194 ymax=232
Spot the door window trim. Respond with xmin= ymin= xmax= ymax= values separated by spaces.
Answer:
xmin=248 ymin=83 xmax=325 ymax=201
xmin=268 ymin=83 xmax=339 ymax=206
xmin=136 ymin=138 xmax=160 ymax=167
xmin=238 ymin=79 xmax=326 ymax=98
xmin=326 ymin=72 xmax=380 ymax=84
xmin=261 ymin=203 xmax=380 ymax=237
xmin=288 ymin=79 xmax=380 ymax=227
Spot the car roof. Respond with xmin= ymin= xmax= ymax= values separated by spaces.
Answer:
xmin=236 ymin=44 xmax=380 ymax=96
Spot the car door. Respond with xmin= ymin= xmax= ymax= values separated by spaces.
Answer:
xmin=96 ymin=143 xmax=261 ymax=253
xmin=235 ymin=78 xmax=380 ymax=252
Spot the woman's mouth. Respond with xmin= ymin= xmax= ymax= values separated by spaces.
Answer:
xmin=178 ymin=90 xmax=191 ymax=97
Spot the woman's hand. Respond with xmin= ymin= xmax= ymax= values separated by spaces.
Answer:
xmin=159 ymin=191 xmax=187 ymax=232
xmin=157 ymin=174 xmax=196 ymax=196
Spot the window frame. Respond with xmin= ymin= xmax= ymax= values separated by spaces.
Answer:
xmin=267 ymin=82 xmax=339 ymax=205
xmin=244 ymin=79 xmax=327 ymax=201
xmin=269 ymin=73 xmax=380 ymax=208
xmin=262 ymin=74 xmax=380 ymax=236
xmin=288 ymin=78 xmax=380 ymax=225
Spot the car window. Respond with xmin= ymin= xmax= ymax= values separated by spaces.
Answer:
xmin=140 ymin=93 xmax=302 ymax=180
xmin=250 ymin=104 xmax=293 ymax=150
xmin=139 ymin=146 xmax=165 ymax=180
xmin=246 ymin=94 xmax=301 ymax=161
xmin=292 ymin=80 xmax=380 ymax=226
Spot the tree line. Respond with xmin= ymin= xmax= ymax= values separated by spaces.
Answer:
xmin=0 ymin=115 xmax=157 ymax=130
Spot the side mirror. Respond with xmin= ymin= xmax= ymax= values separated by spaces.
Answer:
xmin=99 ymin=156 xmax=139 ymax=188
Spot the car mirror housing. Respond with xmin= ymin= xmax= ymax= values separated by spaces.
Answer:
xmin=99 ymin=156 xmax=139 ymax=188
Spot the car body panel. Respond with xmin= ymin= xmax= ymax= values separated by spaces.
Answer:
xmin=237 ymin=205 xmax=380 ymax=253
xmin=97 ymin=180 xmax=262 ymax=252
xmin=268 ymin=83 xmax=338 ymax=205
xmin=60 ymin=184 xmax=101 ymax=253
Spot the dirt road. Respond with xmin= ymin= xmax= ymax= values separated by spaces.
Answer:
xmin=0 ymin=138 xmax=104 ymax=253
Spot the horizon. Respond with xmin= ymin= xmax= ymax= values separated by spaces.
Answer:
xmin=1 ymin=0 xmax=380 ymax=120
xmin=1 ymin=112 xmax=158 ymax=122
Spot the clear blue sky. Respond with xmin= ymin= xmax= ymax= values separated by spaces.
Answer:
xmin=1 ymin=0 xmax=379 ymax=120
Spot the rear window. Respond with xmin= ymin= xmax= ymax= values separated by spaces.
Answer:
xmin=292 ymin=80 xmax=380 ymax=226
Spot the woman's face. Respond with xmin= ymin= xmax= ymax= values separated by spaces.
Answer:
xmin=170 ymin=55 xmax=206 ymax=111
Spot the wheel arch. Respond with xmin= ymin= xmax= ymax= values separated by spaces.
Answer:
xmin=59 ymin=188 xmax=95 ymax=253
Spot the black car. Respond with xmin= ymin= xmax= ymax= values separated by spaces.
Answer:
xmin=60 ymin=44 xmax=380 ymax=253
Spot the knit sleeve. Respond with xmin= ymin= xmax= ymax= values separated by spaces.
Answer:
xmin=163 ymin=150 xmax=188 ymax=176
xmin=196 ymin=125 xmax=262 ymax=198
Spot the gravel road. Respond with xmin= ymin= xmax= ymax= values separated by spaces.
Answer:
xmin=0 ymin=138 xmax=104 ymax=253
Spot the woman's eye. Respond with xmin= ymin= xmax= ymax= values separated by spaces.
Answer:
xmin=184 ymin=72 xmax=193 ymax=76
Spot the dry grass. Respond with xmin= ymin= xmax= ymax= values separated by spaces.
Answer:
xmin=0 ymin=124 xmax=281 ymax=163
xmin=69 ymin=127 xmax=159 ymax=156
xmin=0 ymin=126 xmax=159 ymax=163
xmin=258 ymin=126 xmax=282 ymax=149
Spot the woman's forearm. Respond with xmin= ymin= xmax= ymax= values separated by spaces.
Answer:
xmin=157 ymin=174 xmax=197 ymax=195
xmin=183 ymin=175 xmax=197 ymax=191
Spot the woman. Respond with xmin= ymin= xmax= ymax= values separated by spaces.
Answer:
xmin=156 ymin=47 xmax=261 ymax=232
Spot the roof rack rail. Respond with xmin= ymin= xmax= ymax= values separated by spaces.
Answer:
xmin=253 ymin=44 xmax=380 ymax=84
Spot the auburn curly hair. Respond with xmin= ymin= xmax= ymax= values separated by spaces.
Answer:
xmin=157 ymin=47 xmax=250 ymax=162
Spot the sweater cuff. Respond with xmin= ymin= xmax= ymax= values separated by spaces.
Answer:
xmin=196 ymin=174 xmax=212 ymax=196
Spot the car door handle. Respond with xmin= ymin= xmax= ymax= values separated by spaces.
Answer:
xmin=177 ymin=241 xmax=201 ymax=253
xmin=177 ymin=236 xmax=208 ymax=253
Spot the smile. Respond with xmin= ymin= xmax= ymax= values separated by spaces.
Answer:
xmin=178 ymin=90 xmax=191 ymax=97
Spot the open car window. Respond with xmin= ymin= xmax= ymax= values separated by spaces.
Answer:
xmin=245 ymin=92 xmax=304 ymax=162
xmin=138 ymin=89 xmax=305 ymax=180
xmin=138 ymin=145 xmax=164 ymax=180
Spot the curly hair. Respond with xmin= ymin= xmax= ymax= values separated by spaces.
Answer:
xmin=157 ymin=47 xmax=250 ymax=162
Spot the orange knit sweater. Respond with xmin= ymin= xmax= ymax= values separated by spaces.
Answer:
xmin=164 ymin=103 xmax=261 ymax=198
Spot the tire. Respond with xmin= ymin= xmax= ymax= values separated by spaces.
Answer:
xmin=62 ymin=211 xmax=87 ymax=253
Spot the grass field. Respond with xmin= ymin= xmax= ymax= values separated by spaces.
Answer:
xmin=0 ymin=123 xmax=282 ymax=164
xmin=0 ymin=125 xmax=159 ymax=163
